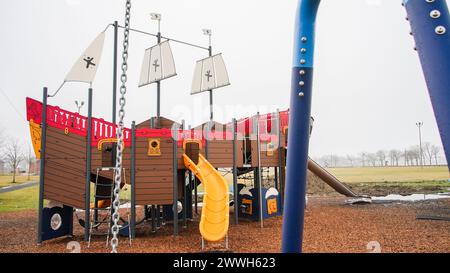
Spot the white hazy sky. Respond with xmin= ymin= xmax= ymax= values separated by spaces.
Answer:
xmin=0 ymin=0 xmax=447 ymax=158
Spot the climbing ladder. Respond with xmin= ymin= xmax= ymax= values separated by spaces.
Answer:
xmin=88 ymin=167 xmax=131 ymax=248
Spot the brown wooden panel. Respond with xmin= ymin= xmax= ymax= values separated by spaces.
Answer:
xmin=136 ymin=160 xmax=173 ymax=167
xmin=44 ymin=170 xmax=85 ymax=191
xmin=135 ymin=182 xmax=173 ymax=189
xmin=136 ymin=171 xmax=173 ymax=178
xmin=251 ymin=140 xmax=258 ymax=167
xmin=44 ymin=180 xmax=84 ymax=197
xmin=259 ymin=142 xmax=280 ymax=167
xmin=45 ymin=165 xmax=85 ymax=177
xmin=208 ymin=154 xmax=234 ymax=160
xmin=46 ymin=126 xmax=87 ymax=146
xmin=45 ymin=142 xmax=86 ymax=159
xmin=46 ymin=157 xmax=86 ymax=166
xmin=208 ymin=141 xmax=233 ymax=148
xmin=44 ymin=185 xmax=85 ymax=204
xmin=135 ymin=188 xmax=174 ymax=195
xmin=136 ymin=194 xmax=173 ymax=200
xmin=135 ymin=176 xmax=172 ymax=184
xmin=235 ymin=140 xmax=244 ymax=167
xmin=207 ymin=148 xmax=234 ymax=154
xmin=44 ymin=191 xmax=84 ymax=209
xmin=134 ymin=140 xmax=174 ymax=149
xmin=136 ymin=199 xmax=172 ymax=206
xmin=136 ymin=165 xmax=173 ymax=172
xmin=45 ymin=159 xmax=84 ymax=173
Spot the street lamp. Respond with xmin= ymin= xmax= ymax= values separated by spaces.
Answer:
xmin=75 ymin=100 xmax=84 ymax=114
xmin=416 ymin=122 xmax=424 ymax=167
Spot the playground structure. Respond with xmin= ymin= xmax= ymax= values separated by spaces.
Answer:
xmin=28 ymin=0 xmax=360 ymax=248
xmin=282 ymin=0 xmax=450 ymax=253
xmin=27 ymin=93 xmax=355 ymax=248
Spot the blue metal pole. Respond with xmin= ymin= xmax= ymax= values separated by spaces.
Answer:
xmin=404 ymin=0 xmax=450 ymax=171
xmin=281 ymin=0 xmax=321 ymax=253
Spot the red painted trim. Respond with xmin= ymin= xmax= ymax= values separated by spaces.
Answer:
xmin=26 ymin=97 xmax=288 ymax=149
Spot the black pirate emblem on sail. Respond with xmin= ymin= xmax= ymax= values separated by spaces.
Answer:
xmin=153 ymin=59 xmax=160 ymax=72
xmin=205 ymin=70 xmax=213 ymax=82
xmin=83 ymin=57 xmax=96 ymax=69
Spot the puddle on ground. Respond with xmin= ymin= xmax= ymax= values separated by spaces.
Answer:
xmin=372 ymin=193 xmax=450 ymax=202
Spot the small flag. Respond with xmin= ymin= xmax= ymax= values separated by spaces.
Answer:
xmin=150 ymin=13 xmax=162 ymax=20
xmin=65 ymin=32 xmax=106 ymax=84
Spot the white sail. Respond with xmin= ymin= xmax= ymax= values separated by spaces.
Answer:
xmin=139 ymin=40 xmax=177 ymax=87
xmin=65 ymin=32 xmax=105 ymax=84
xmin=191 ymin=53 xmax=230 ymax=95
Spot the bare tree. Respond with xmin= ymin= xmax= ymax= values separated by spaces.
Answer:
xmin=403 ymin=149 xmax=409 ymax=166
xmin=391 ymin=149 xmax=401 ymax=166
xmin=359 ymin=152 xmax=367 ymax=167
xmin=26 ymin=146 xmax=35 ymax=181
xmin=423 ymin=142 xmax=434 ymax=166
xmin=409 ymin=146 xmax=420 ymax=166
xmin=346 ymin=154 xmax=355 ymax=167
xmin=430 ymin=145 xmax=440 ymax=165
xmin=4 ymin=139 xmax=24 ymax=183
xmin=376 ymin=150 xmax=386 ymax=166
xmin=367 ymin=153 xmax=377 ymax=167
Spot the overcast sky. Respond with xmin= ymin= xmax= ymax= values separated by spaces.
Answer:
xmin=0 ymin=0 xmax=447 ymax=159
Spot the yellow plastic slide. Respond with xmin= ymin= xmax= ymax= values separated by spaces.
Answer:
xmin=183 ymin=154 xmax=229 ymax=242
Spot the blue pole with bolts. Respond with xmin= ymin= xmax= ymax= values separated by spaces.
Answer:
xmin=281 ymin=0 xmax=320 ymax=253
xmin=403 ymin=0 xmax=450 ymax=171
xmin=281 ymin=0 xmax=450 ymax=253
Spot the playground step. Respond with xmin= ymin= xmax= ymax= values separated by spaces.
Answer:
xmin=96 ymin=183 xmax=113 ymax=187
xmin=95 ymin=195 xmax=113 ymax=199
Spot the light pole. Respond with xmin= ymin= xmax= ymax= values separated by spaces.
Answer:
xmin=416 ymin=122 xmax=424 ymax=167
xmin=75 ymin=100 xmax=85 ymax=114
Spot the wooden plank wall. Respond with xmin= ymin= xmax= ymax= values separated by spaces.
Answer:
xmin=134 ymin=137 xmax=174 ymax=205
xmin=206 ymin=140 xmax=234 ymax=168
xmin=137 ymin=117 xmax=180 ymax=130
xmin=235 ymin=140 xmax=244 ymax=167
xmin=259 ymin=140 xmax=280 ymax=167
xmin=43 ymin=126 xmax=86 ymax=209
xmin=281 ymin=130 xmax=288 ymax=148
xmin=177 ymin=142 xmax=205 ymax=169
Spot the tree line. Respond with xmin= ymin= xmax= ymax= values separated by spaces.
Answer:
xmin=315 ymin=142 xmax=445 ymax=168
xmin=0 ymin=129 xmax=37 ymax=183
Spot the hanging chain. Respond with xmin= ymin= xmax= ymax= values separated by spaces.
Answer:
xmin=111 ymin=0 xmax=131 ymax=253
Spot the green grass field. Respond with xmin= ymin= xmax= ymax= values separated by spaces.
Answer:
xmin=327 ymin=166 xmax=449 ymax=184
xmin=0 ymin=185 xmax=42 ymax=212
xmin=0 ymin=175 xmax=39 ymax=188
xmin=0 ymin=167 xmax=448 ymax=213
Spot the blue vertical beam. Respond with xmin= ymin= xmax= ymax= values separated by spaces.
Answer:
xmin=404 ymin=0 xmax=450 ymax=170
xmin=282 ymin=0 xmax=321 ymax=253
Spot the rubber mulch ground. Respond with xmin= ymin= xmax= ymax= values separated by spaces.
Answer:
xmin=0 ymin=196 xmax=449 ymax=253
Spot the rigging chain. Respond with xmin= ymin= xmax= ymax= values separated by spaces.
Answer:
xmin=111 ymin=0 xmax=131 ymax=253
